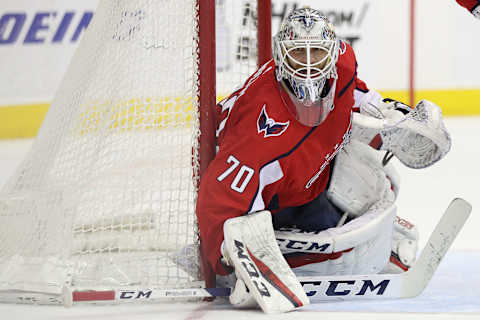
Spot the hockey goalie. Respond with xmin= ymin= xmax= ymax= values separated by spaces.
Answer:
xmin=196 ymin=7 xmax=451 ymax=314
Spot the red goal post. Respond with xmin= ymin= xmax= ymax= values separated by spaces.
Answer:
xmin=198 ymin=0 xmax=272 ymax=290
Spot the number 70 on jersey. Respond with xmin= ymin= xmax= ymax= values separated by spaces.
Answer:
xmin=217 ymin=155 xmax=255 ymax=193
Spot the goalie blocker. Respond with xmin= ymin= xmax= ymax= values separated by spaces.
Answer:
xmin=221 ymin=210 xmax=309 ymax=313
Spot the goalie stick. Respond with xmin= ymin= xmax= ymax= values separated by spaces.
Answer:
xmin=63 ymin=198 xmax=470 ymax=306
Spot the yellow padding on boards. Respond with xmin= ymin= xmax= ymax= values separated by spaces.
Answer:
xmin=74 ymin=97 xmax=194 ymax=135
xmin=1 ymin=89 xmax=479 ymax=139
xmin=0 ymin=104 xmax=50 ymax=138
xmin=379 ymin=89 xmax=480 ymax=115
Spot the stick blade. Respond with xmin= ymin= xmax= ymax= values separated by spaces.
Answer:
xmin=449 ymin=198 xmax=472 ymax=221
xmin=407 ymin=197 xmax=471 ymax=296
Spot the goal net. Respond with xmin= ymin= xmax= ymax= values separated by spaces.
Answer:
xmin=0 ymin=0 xmax=270 ymax=304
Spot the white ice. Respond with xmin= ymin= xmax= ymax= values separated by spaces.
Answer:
xmin=0 ymin=116 xmax=479 ymax=319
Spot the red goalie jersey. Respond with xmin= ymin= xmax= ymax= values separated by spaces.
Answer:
xmin=196 ymin=41 xmax=368 ymax=275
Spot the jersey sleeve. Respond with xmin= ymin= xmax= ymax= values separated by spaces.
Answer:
xmin=196 ymin=140 xmax=282 ymax=275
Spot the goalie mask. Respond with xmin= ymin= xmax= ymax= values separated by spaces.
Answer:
xmin=273 ymin=8 xmax=339 ymax=126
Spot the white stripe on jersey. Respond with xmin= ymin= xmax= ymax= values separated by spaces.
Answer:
xmin=249 ymin=160 xmax=284 ymax=213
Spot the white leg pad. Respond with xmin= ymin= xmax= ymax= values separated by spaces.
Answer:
xmin=223 ymin=211 xmax=309 ymax=314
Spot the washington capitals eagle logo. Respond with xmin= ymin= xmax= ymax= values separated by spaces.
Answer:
xmin=257 ymin=104 xmax=290 ymax=138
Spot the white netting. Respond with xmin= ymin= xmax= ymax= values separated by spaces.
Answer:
xmin=216 ymin=0 xmax=259 ymax=96
xmin=0 ymin=0 xmax=260 ymax=303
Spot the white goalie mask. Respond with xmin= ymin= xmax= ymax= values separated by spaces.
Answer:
xmin=273 ymin=8 xmax=340 ymax=126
